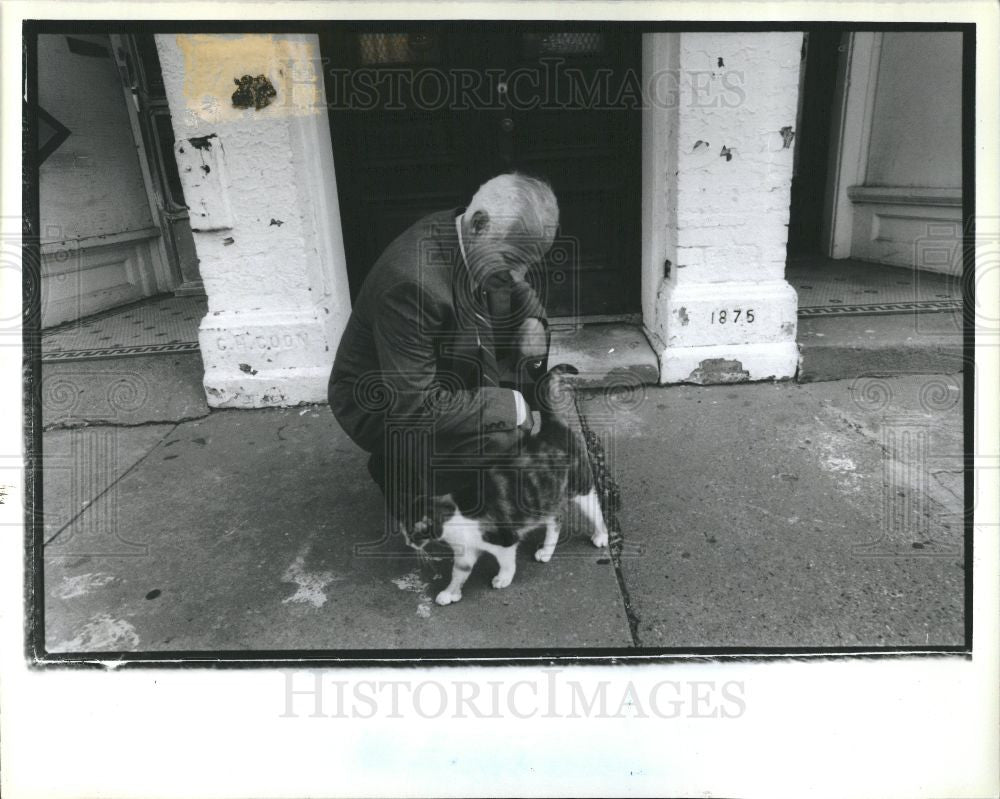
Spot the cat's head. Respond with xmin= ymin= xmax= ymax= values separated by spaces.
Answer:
xmin=402 ymin=516 xmax=437 ymax=550
xmin=533 ymin=363 xmax=579 ymax=415
xmin=400 ymin=495 xmax=455 ymax=550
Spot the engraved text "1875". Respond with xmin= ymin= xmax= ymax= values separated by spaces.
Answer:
xmin=711 ymin=309 xmax=755 ymax=324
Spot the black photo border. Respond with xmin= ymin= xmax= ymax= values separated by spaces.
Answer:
xmin=22 ymin=18 xmax=977 ymax=669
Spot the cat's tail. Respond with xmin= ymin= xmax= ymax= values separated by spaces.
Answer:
xmin=532 ymin=363 xmax=581 ymax=446
xmin=533 ymin=363 xmax=578 ymax=425
xmin=531 ymin=363 xmax=595 ymax=494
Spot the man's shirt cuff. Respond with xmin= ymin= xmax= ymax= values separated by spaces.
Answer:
xmin=512 ymin=390 xmax=529 ymax=426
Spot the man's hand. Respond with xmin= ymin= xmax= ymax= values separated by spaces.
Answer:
xmin=517 ymin=316 xmax=548 ymax=379
xmin=518 ymin=317 xmax=547 ymax=357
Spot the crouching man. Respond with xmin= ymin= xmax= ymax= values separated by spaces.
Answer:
xmin=328 ymin=172 xmax=558 ymax=532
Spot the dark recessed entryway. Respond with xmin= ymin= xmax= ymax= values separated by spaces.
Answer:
xmin=321 ymin=27 xmax=642 ymax=318
xmin=787 ymin=28 xmax=844 ymax=257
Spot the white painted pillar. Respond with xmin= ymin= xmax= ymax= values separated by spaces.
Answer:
xmin=155 ymin=34 xmax=351 ymax=407
xmin=642 ymin=32 xmax=803 ymax=384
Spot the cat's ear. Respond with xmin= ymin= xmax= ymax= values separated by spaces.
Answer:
xmin=469 ymin=209 xmax=489 ymax=236
xmin=535 ymin=363 xmax=578 ymax=414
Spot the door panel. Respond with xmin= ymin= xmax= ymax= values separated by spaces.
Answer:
xmin=501 ymin=30 xmax=640 ymax=316
xmin=38 ymin=33 xmax=168 ymax=327
xmin=116 ymin=33 xmax=204 ymax=296
xmin=322 ymin=27 xmax=640 ymax=317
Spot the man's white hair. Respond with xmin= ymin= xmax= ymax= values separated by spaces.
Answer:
xmin=466 ymin=172 xmax=559 ymax=239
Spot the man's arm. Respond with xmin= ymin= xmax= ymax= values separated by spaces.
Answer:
xmin=504 ymin=276 xmax=550 ymax=409
xmin=372 ymin=281 xmax=522 ymax=438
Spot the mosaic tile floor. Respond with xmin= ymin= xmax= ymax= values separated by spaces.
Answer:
xmin=788 ymin=257 xmax=963 ymax=318
xmin=41 ymin=295 xmax=208 ymax=362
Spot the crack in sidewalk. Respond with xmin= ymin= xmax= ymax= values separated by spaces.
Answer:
xmin=42 ymin=423 xmax=181 ymax=547
xmin=575 ymin=394 xmax=642 ymax=647
xmin=42 ymin=412 xmax=210 ymax=433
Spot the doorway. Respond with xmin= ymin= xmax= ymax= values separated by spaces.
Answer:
xmin=320 ymin=27 xmax=642 ymax=318
xmin=787 ymin=28 xmax=844 ymax=257
xmin=112 ymin=34 xmax=204 ymax=297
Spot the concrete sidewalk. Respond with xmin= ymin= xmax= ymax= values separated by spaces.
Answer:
xmin=41 ymin=372 xmax=965 ymax=653
xmin=578 ymin=374 xmax=965 ymax=648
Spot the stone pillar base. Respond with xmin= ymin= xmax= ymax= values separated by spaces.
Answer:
xmin=650 ymin=278 xmax=801 ymax=384
xmin=198 ymin=308 xmax=338 ymax=407
xmin=656 ymin=341 xmax=801 ymax=385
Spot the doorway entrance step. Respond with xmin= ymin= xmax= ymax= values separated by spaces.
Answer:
xmin=797 ymin=311 xmax=965 ymax=383
xmin=549 ymin=323 xmax=660 ymax=388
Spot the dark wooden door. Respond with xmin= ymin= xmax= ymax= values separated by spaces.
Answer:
xmin=787 ymin=29 xmax=844 ymax=255
xmin=321 ymin=27 xmax=641 ymax=317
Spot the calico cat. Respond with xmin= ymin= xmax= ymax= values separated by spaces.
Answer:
xmin=402 ymin=364 xmax=610 ymax=606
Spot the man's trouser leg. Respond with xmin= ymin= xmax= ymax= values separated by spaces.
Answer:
xmin=369 ymin=426 xmax=522 ymax=532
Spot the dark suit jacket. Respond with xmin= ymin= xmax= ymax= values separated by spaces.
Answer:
xmin=328 ymin=208 xmax=547 ymax=456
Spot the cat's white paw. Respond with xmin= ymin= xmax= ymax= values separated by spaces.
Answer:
xmin=492 ymin=573 xmax=514 ymax=589
xmin=435 ymin=589 xmax=462 ymax=605
xmin=534 ymin=547 xmax=554 ymax=563
xmin=590 ymin=530 xmax=609 ymax=548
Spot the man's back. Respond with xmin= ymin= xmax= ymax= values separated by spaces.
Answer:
xmin=328 ymin=208 xmax=517 ymax=453
xmin=331 ymin=209 xmax=460 ymax=389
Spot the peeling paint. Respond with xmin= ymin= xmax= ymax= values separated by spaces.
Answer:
xmin=824 ymin=455 xmax=857 ymax=473
xmin=281 ymin=550 xmax=344 ymax=608
xmin=54 ymin=613 xmax=140 ymax=651
xmin=176 ymin=34 xmax=322 ymax=123
xmin=231 ymin=74 xmax=277 ymax=110
xmin=677 ymin=307 xmax=690 ymax=325
xmin=780 ymin=126 xmax=795 ymax=148
xmin=188 ymin=133 xmax=217 ymax=150
xmin=687 ymin=358 xmax=750 ymax=384
xmin=392 ymin=571 xmax=434 ymax=619
xmin=53 ymin=572 xmax=117 ymax=599
xmin=720 ymin=145 xmax=733 ymax=161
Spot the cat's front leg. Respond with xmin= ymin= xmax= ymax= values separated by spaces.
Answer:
xmin=492 ymin=545 xmax=517 ymax=588
xmin=436 ymin=551 xmax=476 ymax=605
xmin=535 ymin=517 xmax=560 ymax=563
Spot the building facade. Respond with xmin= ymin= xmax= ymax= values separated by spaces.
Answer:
xmin=37 ymin=29 xmax=964 ymax=406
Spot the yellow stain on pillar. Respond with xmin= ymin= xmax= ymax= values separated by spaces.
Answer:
xmin=176 ymin=33 xmax=323 ymax=123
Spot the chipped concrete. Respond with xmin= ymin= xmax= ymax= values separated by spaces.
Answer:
xmin=686 ymin=358 xmax=750 ymax=384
